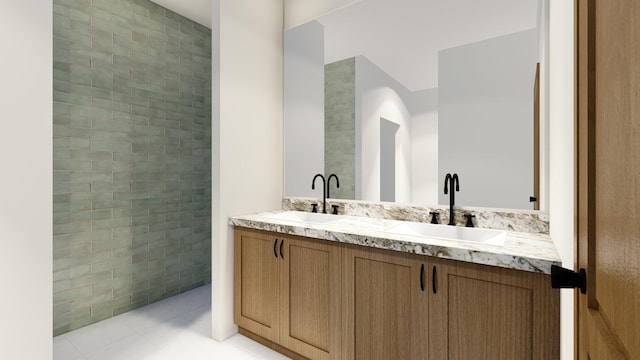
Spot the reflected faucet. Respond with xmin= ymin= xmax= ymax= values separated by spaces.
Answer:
xmin=312 ymin=174 xmax=327 ymax=214
xmin=327 ymin=174 xmax=340 ymax=199
xmin=444 ymin=173 xmax=459 ymax=225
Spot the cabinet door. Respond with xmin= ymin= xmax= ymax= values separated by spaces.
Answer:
xmin=343 ymin=246 xmax=428 ymax=360
xmin=279 ymin=236 xmax=342 ymax=360
xmin=428 ymin=258 xmax=559 ymax=360
xmin=234 ymin=228 xmax=280 ymax=342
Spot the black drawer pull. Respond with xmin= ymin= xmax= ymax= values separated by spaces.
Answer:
xmin=273 ymin=239 xmax=278 ymax=258
xmin=420 ymin=264 xmax=425 ymax=291
xmin=432 ymin=266 xmax=437 ymax=294
xmin=279 ymin=239 xmax=284 ymax=259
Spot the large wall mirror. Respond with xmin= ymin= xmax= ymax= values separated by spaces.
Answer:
xmin=284 ymin=0 xmax=549 ymax=211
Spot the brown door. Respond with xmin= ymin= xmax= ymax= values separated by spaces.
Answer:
xmin=576 ymin=0 xmax=640 ymax=358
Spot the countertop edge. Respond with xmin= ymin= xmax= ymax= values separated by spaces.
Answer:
xmin=229 ymin=213 xmax=562 ymax=275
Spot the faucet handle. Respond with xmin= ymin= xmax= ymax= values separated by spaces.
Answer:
xmin=464 ymin=214 xmax=476 ymax=227
xmin=331 ymin=204 xmax=339 ymax=215
xmin=429 ymin=212 xmax=440 ymax=224
xmin=311 ymin=203 xmax=318 ymax=213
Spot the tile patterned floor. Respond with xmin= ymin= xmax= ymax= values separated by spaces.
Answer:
xmin=53 ymin=285 xmax=289 ymax=360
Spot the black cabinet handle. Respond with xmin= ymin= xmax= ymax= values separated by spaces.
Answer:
xmin=432 ymin=266 xmax=437 ymax=294
xmin=273 ymin=239 xmax=278 ymax=258
xmin=420 ymin=264 xmax=425 ymax=291
xmin=279 ymin=239 xmax=284 ymax=259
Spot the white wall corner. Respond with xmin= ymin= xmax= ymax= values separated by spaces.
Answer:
xmin=0 ymin=1 xmax=53 ymax=358
xmin=549 ymin=1 xmax=575 ymax=359
xmin=211 ymin=0 xmax=284 ymax=342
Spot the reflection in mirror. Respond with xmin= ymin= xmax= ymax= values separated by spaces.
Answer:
xmin=284 ymin=0 xmax=548 ymax=210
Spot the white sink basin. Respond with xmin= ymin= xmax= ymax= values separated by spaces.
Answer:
xmin=384 ymin=222 xmax=506 ymax=245
xmin=261 ymin=211 xmax=344 ymax=224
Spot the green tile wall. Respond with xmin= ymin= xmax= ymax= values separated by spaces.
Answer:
xmin=53 ymin=0 xmax=212 ymax=335
xmin=325 ymin=58 xmax=356 ymax=199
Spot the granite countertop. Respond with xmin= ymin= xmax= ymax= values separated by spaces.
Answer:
xmin=229 ymin=210 xmax=562 ymax=274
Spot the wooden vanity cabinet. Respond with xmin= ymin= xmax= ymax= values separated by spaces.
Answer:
xmin=235 ymin=227 xmax=559 ymax=360
xmin=341 ymin=245 xmax=429 ymax=360
xmin=234 ymin=227 xmax=342 ymax=360
xmin=427 ymin=257 xmax=560 ymax=359
xmin=342 ymin=245 xmax=559 ymax=360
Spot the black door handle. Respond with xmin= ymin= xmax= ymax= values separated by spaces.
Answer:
xmin=551 ymin=265 xmax=586 ymax=294
xmin=420 ymin=264 xmax=425 ymax=291
xmin=279 ymin=239 xmax=284 ymax=259
xmin=432 ymin=266 xmax=437 ymax=294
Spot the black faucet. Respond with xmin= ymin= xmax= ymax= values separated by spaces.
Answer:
xmin=327 ymin=174 xmax=340 ymax=199
xmin=444 ymin=173 xmax=459 ymax=225
xmin=312 ymin=174 xmax=327 ymax=214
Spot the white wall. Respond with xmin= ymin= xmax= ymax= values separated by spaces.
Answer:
xmin=284 ymin=21 xmax=325 ymax=198
xmin=355 ymin=56 xmax=412 ymax=203
xmin=284 ymin=0 xmax=361 ymax=29
xmin=549 ymin=1 xmax=575 ymax=359
xmin=438 ymin=29 xmax=537 ymax=209
xmin=537 ymin=0 xmax=550 ymax=212
xmin=211 ymin=0 xmax=284 ymax=341
xmin=0 ymin=1 xmax=52 ymax=359
xmin=409 ymin=88 xmax=439 ymax=205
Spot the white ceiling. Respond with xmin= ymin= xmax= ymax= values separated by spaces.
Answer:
xmin=150 ymin=0 xmax=538 ymax=91
xmin=150 ymin=0 xmax=212 ymax=28
xmin=315 ymin=0 xmax=539 ymax=91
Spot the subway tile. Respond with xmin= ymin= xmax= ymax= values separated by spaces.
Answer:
xmin=90 ymin=181 xmax=131 ymax=193
xmin=53 ymin=0 xmax=212 ymax=334
xmin=53 ymin=285 xmax=92 ymax=304
xmin=53 ymin=302 xmax=72 ymax=320
xmin=92 ymin=98 xmax=131 ymax=113
xmin=69 ymin=115 xmax=92 ymax=129
xmin=54 ymin=230 xmax=110 ymax=252
xmin=92 ymin=217 xmax=132 ymax=231
xmin=95 ymin=16 xmax=132 ymax=39
xmin=91 ymin=256 xmax=131 ymax=280
xmin=53 ymin=220 xmax=92 ymax=236
xmin=53 ymin=195 xmax=92 ymax=213
xmin=112 ymin=171 xmax=134 ymax=182
xmin=67 ymin=171 xmax=113 ymax=182
xmin=54 ymin=305 xmax=91 ymax=329
xmin=113 ymin=206 xmax=146 ymax=218
xmin=53 ymin=172 xmax=73 ymax=184
xmin=69 ymin=150 xmax=112 ymax=162
xmin=54 ymin=89 xmax=92 ymax=107
xmin=92 ymin=72 xmax=114 ymax=90
xmin=93 ymin=237 xmax=131 ymax=254
xmin=131 ymin=0 xmax=150 ymax=16
xmin=91 ymin=196 xmax=131 ymax=210
xmin=111 ymin=191 xmax=148 ymax=201
xmin=54 ymin=147 xmax=72 ymax=159
xmin=110 ymin=0 xmax=134 ymax=19
xmin=91 ymin=160 xmax=131 ymax=173
xmin=53 ymin=241 xmax=92 ymax=260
